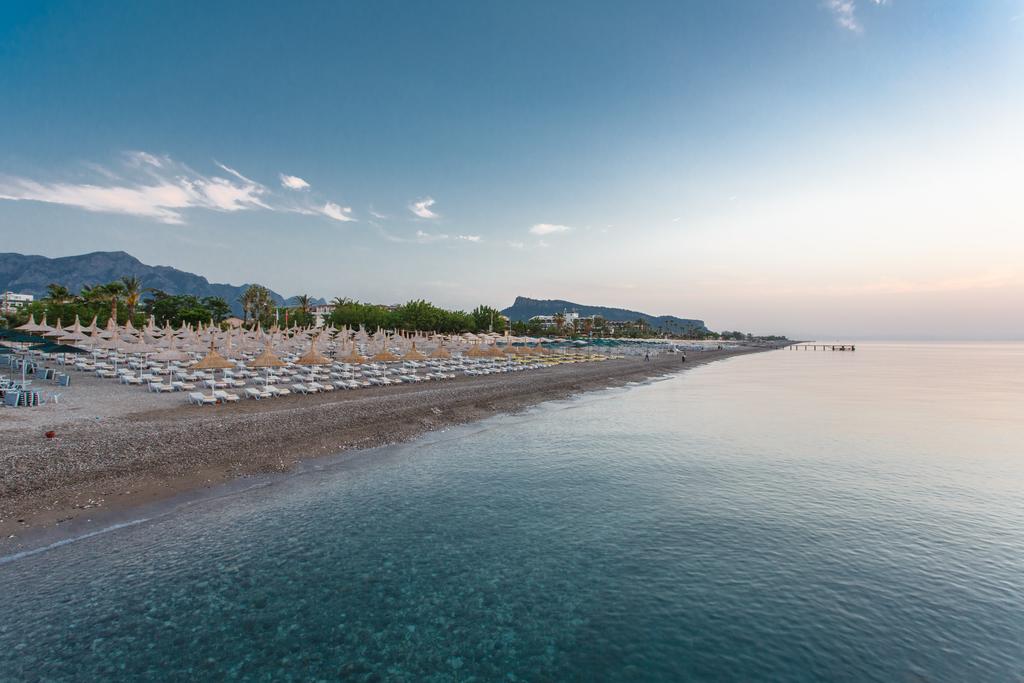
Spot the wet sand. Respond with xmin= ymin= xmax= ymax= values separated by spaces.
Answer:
xmin=0 ymin=348 xmax=762 ymax=546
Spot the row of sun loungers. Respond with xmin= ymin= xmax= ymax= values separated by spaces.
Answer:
xmin=43 ymin=345 xmax=614 ymax=407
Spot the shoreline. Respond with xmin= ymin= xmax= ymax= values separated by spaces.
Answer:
xmin=0 ymin=348 xmax=763 ymax=549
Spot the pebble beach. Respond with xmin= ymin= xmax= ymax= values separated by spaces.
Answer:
xmin=0 ymin=348 xmax=759 ymax=545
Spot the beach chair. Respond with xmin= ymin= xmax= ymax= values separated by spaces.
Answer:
xmin=214 ymin=390 xmax=240 ymax=403
xmin=188 ymin=392 xmax=216 ymax=406
xmin=244 ymin=387 xmax=264 ymax=400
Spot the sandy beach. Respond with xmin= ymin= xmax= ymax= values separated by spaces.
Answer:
xmin=0 ymin=347 xmax=760 ymax=544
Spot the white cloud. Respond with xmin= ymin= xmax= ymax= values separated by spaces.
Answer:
xmin=825 ymin=0 xmax=887 ymax=33
xmin=415 ymin=229 xmax=448 ymax=242
xmin=457 ymin=234 xmax=482 ymax=242
xmin=369 ymin=208 xmax=388 ymax=219
xmin=280 ymin=173 xmax=310 ymax=190
xmin=506 ymin=240 xmax=526 ymax=249
xmin=321 ymin=201 xmax=355 ymax=222
xmin=410 ymin=197 xmax=439 ymax=219
xmin=826 ymin=0 xmax=860 ymax=31
xmin=0 ymin=156 xmax=270 ymax=224
xmin=529 ymin=223 xmax=572 ymax=236
xmin=126 ymin=150 xmax=165 ymax=168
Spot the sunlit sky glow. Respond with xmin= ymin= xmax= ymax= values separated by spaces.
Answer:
xmin=1 ymin=1 xmax=1022 ymax=338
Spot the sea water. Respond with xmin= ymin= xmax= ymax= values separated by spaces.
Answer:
xmin=1 ymin=342 xmax=1022 ymax=681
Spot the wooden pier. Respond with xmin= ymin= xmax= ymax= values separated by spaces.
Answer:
xmin=789 ymin=343 xmax=855 ymax=351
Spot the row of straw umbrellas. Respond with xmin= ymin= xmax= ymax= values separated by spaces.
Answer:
xmin=15 ymin=314 xmax=561 ymax=374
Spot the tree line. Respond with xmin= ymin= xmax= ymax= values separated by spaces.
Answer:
xmin=2 ymin=278 xmax=782 ymax=340
xmin=1 ymin=278 xmax=233 ymax=329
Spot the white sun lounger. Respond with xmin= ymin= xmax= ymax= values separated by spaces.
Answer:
xmin=214 ymin=390 xmax=240 ymax=403
xmin=188 ymin=392 xmax=217 ymax=406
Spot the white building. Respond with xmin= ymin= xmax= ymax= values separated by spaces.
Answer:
xmin=1 ymin=291 xmax=33 ymax=315
xmin=312 ymin=304 xmax=335 ymax=327
xmin=529 ymin=311 xmax=580 ymax=327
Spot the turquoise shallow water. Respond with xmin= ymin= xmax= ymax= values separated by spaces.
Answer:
xmin=1 ymin=343 xmax=1023 ymax=681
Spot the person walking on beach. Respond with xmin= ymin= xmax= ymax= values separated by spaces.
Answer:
xmin=681 ymin=354 xmax=686 ymax=364
xmin=644 ymin=352 xmax=650 ymax=362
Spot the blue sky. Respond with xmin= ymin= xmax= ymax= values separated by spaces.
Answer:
xmin=1 ymin=1 xmax=1022 ymax=338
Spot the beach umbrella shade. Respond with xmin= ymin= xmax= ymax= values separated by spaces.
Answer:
xmin=31 ymin=342 xmax=87 ymax=354
xmin=0 ymin=330 xmax=48 ymax=344
xmin=402 ymin=341 xmax=426 ymax=362
xmin=372 ymin=342 xmax=400 ymax=363
xmin=43 ymin=320 xmax=66 ymax=339
xmin=31 ymin=342 xmax=87 ymax=367
xmin=192 ymin=341 xmax=236 ymax=398
xmin=153 ymin=342 xmax=190 ymax=378
xmin=250 ymin=344 xmax=286 ymax=385
xmin=16 ymin=314 xmax=41 ymax=332
xmin=429 ymin=342 xmax=451 ymax=359
xmin=341 ymin=342 xmax=367 ymax=364
xmin=296 ymin=335 xmax=331 ymax=381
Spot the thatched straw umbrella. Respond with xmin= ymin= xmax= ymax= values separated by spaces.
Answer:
xmin=250 ymin=343 xmax=286 ymax=385
xmin=342 ymin=345 xmax=367 ymax=364
xmin=402 ymin=341 xmax=426 ymax=362
xmin=43 ymin=320 xmax=65 ymax=339
xmin=153 ymin=339 xmax=190 ymax=378
xmin=16 ymin=314 xmax=42 ymax=332
xmin=372 ymin=336 xmax=399 ymax=363
xmin=429 ymin=341 xmax=451 ymax=359
xmin=297 ymin=337 xmax=331 ymax=365
xmin=192 ymin=340 xmax=236 ymax=398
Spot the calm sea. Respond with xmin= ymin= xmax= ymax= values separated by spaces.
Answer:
xmin=1 ymin=342 xmax=1022 ymax=681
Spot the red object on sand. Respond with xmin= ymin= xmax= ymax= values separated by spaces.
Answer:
xmin=45 ymin=431 xmax=56 ymax=439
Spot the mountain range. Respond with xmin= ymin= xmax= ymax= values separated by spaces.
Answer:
xmin=1 ymin=252 xmax=706 ymax=330
xmin=0 ymin=251 xmax=324 ymax=315
xmin=501 ymin=296 xmax=706 ymax=332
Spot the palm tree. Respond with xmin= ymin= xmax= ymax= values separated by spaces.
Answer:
xmin=295 ymin=294 xmax=313 ymax=317
xmin=44 ymin=283 xmax=74 ymax=304
xmin=239 ymin=284 xmax=273 ymax=326
xmin=102 ymin=282 xmax=125 ymax=324
xmin=553 ymin=312 xmax=566 ymax=332
xmin=80 ymin=282 xmax=124 ymax=324
xmin=121 ymin=276 xmax=142 ymax=321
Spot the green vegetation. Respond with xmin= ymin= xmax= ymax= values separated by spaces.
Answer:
xmin=2 ymin=276 xmax=789 ymax=340
xmin=2 ymin=280 xmax=233 ymax=329
xmin=328 ymin=298 xmax=478 ymax=333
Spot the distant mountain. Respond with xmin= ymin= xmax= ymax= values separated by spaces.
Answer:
xmin=502 ymin=296 xmax=707 ymax=332
xmin=0 ymin=251 xmax=322 ymax=315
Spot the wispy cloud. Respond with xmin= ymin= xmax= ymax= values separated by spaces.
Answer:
xmin=0 ymin=152 xmax=360 ymax=225
xmin=415 ymin=229 xmax=448 ymax=243
xmin=126 ymin=150 xmax=165 ymax=168
xmin=0 ymin=155 xmax=270 ymax=224
xmin=369 ymin=208 xmax=389 ymax=219
xmin=507 ymin=240 xmax=525 ymax=249
xmin=457 ymin=234 xmax=482 ymax=242
xmin=321 ymin=201 xmax=355 ymax=222
xmin=410 ymin=197 xmax=439 ymax=219
xmin=825 ymin=0 xmax=887 ymax=33
xmin=529 ymin=223 xmax=572 ymax=236
xmin=280 ymin=173 xmax=310 ymax=190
